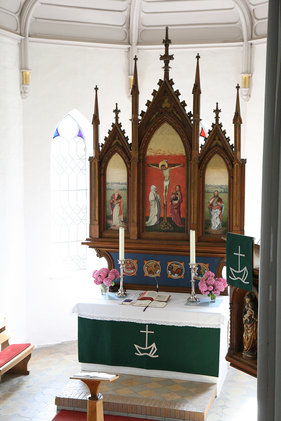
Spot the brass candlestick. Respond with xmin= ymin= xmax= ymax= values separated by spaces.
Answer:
xmin=117 ymin=259 xmax=127 ymax=297
xmin=187 ymin=263 xmax=200 ymax=304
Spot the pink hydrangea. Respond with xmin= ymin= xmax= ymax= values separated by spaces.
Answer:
xmin=110 ymin=269 xmax=120 ymax=279
xmin=198 ymin=271 xmax=227 ymax=298
xmin=198 ymin=279 xmax=208 ymax=294
xmin=215 ymin=280 xmax=225 ymax=292
xmin=218 ymin=277 xmax=228 ymax=289
xmin=103 ymin=277 xmax=114 ymax=287
xmin=98 ymin=268 xmax=109 ymax=279
xmin=92 ymin=267 xmax=120 ymax=287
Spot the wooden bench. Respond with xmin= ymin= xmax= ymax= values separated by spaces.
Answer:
xmin=0 ymin=324 xmax=34 ymax=381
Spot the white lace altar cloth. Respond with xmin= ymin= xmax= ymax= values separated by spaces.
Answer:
xmin=73 ymin=290 xmax=229 ymax=329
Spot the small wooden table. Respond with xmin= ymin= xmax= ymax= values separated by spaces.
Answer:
xmin=70 ymin=371 xmax=119 ymax=421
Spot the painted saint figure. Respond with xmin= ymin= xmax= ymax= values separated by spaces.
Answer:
xmin=208 ymin=190 xmax=224 ymax=230
xmin=169 ymin=185 xmax=184 ymax=228
xmin=242 ymin=292 xmax=258 ymax=358
xmin=148 ymin=159 xmax=184 ymax=224
xmin=145 ymin=185 xmax=161 ymax=226
xmin=148 ymin=160 xmax=184 ymax=204
xmin=110 ymin=189 xmax=123 ymax=227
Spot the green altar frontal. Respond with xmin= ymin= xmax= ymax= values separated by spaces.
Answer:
xmin=78 ymin=316 xmax=220 ymax=378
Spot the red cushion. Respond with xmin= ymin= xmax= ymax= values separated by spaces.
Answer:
xmin=0 ymin=343 xmax=31 ymax=368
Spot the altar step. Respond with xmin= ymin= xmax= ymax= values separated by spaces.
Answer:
xmin=55 ymin=374 xmax=217 ymax=421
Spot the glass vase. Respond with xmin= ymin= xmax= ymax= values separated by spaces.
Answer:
xmin=100 ymin=284 xmax=109 ymax=296
xmin=209 ymin=293 xmax=216 ymax=303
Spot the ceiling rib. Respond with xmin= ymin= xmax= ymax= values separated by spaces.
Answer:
xmin=233 ymin=0 xmax=253 ymax=100
xmin=13 ymin=0 xmax=266 ymax=100
xmin=129 ymin=0 xmax=141 ymax=75
xmin=19 ymin=0 xmax=39 ymax=98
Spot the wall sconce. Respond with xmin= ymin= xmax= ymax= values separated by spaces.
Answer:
xmin=129 ymin=75 xmax=133 ymax=92
xmin=21 ymin=69 xmax=31 ymax=99
xmin=241 ymin=73 xmax=251 ymax=102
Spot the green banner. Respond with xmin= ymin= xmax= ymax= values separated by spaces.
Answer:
xmin=226 ymin=232 xmax=253 ymax=291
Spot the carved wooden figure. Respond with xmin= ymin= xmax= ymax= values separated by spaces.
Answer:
xmin=242 ymin=291 xmax=258 ymax=358
xmin=226 ymin=265 xmax=259 ymax=377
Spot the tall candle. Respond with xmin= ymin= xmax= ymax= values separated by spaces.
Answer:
xmin=119 ymin=227 xmax=125 ymax=260
xmin=190 ymin=230 xmax=196 ymax=264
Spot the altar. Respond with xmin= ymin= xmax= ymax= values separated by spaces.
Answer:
xmin=74 ymin=290 xmax=229 ymax=395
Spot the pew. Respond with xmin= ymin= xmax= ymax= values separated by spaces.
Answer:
xmin=0 ymin=322 xmax=33 ymax=381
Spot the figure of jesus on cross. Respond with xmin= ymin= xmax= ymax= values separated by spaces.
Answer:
xmin=147 ymin=159 xmax=183 ymax=225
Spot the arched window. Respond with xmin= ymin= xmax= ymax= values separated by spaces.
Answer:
xmin=51 ymin=110 xmax=91 ymax=274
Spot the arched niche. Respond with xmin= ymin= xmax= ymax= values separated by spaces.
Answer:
xmin=105 ymin=153 xmax=128 ymax=231
xmin=203 ymin=154 xmax=229 ymax=236
xmin=144 ymin=122 xmax=187 ymax=233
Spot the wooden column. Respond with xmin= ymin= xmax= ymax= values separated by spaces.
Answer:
xmin=90 ymin=86 xmax=100 ymax=238
xmin=191 ymin=54 xmax=201 ymax=235
xmin=232 ymin=84 xmax=244 ymax=234
xmin=130 ymin=56 xmax=139 ymax=239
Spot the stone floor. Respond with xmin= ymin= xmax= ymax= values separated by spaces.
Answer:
xmin=0 ymin=341 xmax=257 ymax=421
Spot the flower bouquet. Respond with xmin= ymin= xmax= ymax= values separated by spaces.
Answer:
xmin=92 ymin=268 xmax=120 ymax=294
xmin=198 ymin=271 xmax=228 ymax=302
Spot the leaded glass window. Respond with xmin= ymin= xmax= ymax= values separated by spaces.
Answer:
xmin=51 ymin=112 xmax=88 ymax=273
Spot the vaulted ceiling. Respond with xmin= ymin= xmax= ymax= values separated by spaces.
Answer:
xmin=0 ymin=0 xmax=268 ymax=100
xmin=0 ymin=0 xmax=268 ymax=46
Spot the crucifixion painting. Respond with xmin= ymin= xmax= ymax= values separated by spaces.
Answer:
xmin=147 ymin=160 xmax=184 ymax=228
xmin=145 ymin=122 xmax=186 ymax=232
xmin=148 ymin=160 xmax=183 ymax=205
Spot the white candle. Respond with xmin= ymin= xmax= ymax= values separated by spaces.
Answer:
xmin=190 ymin=230 xmax=196 ymax=264
xmin=119 ymin=227 xmax=125 ymax=260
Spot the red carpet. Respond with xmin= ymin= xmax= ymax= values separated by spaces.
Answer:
xmin=52 ymin=410 xmax=152 ymax=421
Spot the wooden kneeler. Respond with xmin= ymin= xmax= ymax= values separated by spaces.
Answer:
xmin=70 ymin=372 xmax=119 ymax=421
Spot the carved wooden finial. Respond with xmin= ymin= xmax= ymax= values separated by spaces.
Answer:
xmin=160 ymin=26 xmax=174 ymax=80
xmin=131 ymin=55 xmax=139 ymax=95
xmin=113 ymin=103 xmax=120 ymax=124
xmin=192 ymin=53 xmax=201 ymax=95
xmin=214 ymin=102 xmax=221 ymax=124
xmin=233 ymin=84 xmax=242 ymax=125
xmin=92 ymin=85 xmax=100 ymax=125
xmin=92 ymin=86 xmax=100 ymax=159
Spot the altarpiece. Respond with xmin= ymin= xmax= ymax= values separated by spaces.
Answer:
xmin=84 ymin=28 xmax=246 ymax=295
xmin=80 ymin=27 xmax=260 ymax=379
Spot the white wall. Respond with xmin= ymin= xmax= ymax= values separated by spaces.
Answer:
xmin=23 ymin=42 xmax=130 ymax=345
xmin=0 ymin=37 xmax=266 ymax=345
xmin=0 ymin=36 xmax=26 ymax=341
xmin=138 ymin=45 xmax=243 ymax=139
xmin=243 ymin=42 xmax=266 ymax=243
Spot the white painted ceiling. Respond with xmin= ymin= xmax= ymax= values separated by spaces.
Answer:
xmin=0 ymin=0 xmax=268 ymax=45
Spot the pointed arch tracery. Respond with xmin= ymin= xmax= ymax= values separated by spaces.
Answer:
xmin=50 ymin=110 xmax=91 ymax=272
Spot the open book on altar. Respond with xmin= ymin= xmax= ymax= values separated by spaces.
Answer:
xmin=132 ymin=291 xmax=171 ymax=308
